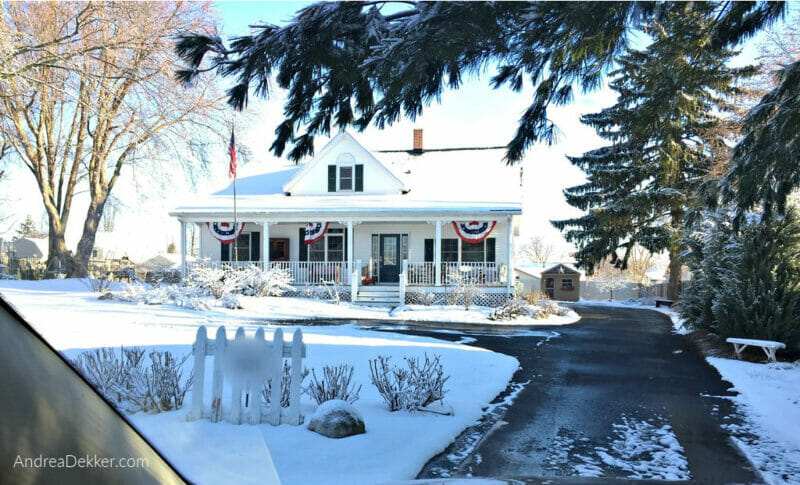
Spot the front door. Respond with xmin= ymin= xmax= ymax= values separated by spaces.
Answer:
xmin=379 ymin=234 xmax=400 ymax=283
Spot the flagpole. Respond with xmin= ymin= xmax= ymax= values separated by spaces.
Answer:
xmin=233 ymin=174 xmax=238 ymax=263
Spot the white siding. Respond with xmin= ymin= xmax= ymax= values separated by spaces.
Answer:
xmin=288 ymin=134 xmax=403 ymax=196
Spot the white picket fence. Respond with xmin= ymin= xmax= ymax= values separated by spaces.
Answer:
xmin=186 ymin=325 xmax=306 ymax=425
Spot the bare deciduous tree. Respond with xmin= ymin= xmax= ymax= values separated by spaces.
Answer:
xmin=515 ymin=236 xmax=554 ymax=267
xmin=0 ymin=2 xmax=225 ymax=276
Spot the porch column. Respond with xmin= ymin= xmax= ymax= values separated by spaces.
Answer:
xmin=434 ymin=220 xmax=442 ymax=286
xmin=179 ymin=219 xmax=187 ymax=279
xmin=506 ymin=216 xmax=513 ymax=295
xmin=262 ymin=221 xmax=270 ymax=270
xmin=347 ymin=220 xmax=354 ymax=270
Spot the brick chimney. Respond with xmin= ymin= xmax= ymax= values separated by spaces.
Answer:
xmin=412 ymin=129 xmax=423 ymax=153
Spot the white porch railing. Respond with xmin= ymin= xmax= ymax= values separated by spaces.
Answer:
xmin=407 ymin=262 xmax=436 ymax=286
xmin=405 ymin=261 xmax=504 ymax=286
xmin=185 ymin=261 xmax=352 ymax=285
xmin=269 ymin=261 xmax=352 ymax=285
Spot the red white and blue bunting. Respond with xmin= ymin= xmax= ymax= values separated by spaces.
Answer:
xmin=304 ymin=222 xmax=328 ymax=245
xmin=452 ymin=221 xmax=496 ymax=244
xmin=206 ymin=222 xmax=246 ymax=244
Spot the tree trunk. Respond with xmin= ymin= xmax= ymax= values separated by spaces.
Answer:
xmin=667 ymin=246 xmax=682 ymax=301
xmin=68 ymin=196 xmax=107 ymax=278
xmin=668 ymin=209 xmax=686 ymax=301
xmin=45 ymin=217 xmax=71 ymax=274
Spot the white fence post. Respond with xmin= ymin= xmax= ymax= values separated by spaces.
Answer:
xmin=399 ymin=259 xmax=408 ymax=306
xmin=351 ymin=259 xmax=361 ymax=302
xmin=187 ymin=325 xmax=306 ymax=426
xmin=287 ymin=329 xmax=304 ymax=425
xmin=228 ymin=327 xmax=246 ymax=424
xmin=248 ymin=328 xmax=266 ymax=425
xmin=211 ymin=326 xmax=227 ymax=422
xmin=187 ymin=326 xmax=207 ymax=421
xmin=266 ymin=329 xmax=283 ymax=425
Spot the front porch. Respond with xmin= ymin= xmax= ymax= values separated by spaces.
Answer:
xmin=177 ymin=218 xmax=517 ymax=303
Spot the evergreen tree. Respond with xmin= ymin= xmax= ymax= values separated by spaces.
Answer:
xmin=726 ymin=59 xmax=800 ymax=217
xmin=174 ymin=2 xmax=782 ymax=163
xmin=682 ymin=208 xmax=800 ymax=350
xmin=16 ymin=214 xmax=44 ymax=239
xmin=552 ymin=4 xmax=754 ymax=299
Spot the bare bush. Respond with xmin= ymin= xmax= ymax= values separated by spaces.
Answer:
xmin=369 ymin=354 xmax=450 ymax=412
xmin=405 ymin=354 xmax=449 ymax=408
xmin=447 ymin=268 xmax=485 ymax=310
xmin=522 ymin=290 xmax=549 ymax=306
xmin=72 ymin=346 xmax=192 ymax=413
xmin=84 ymin=275 xmax=113 ymax=293
xmin=262 ymin=361 xmax=309 ymax=408
xmin=127 ymin=351 xmax=193 ymax=413
xmin=305 ymin=364 xmax=361 ymax=405
xmin=368 ymin=355 xmax=410 ymax=412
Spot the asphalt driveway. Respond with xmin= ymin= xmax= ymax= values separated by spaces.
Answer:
xmin=394 ymin=305 xmax=759 ymax=483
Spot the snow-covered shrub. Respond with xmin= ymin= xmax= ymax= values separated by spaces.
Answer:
xmin=682 ymin=208 xmax=800 ymax=349
xmin=85 ymin=275 xmax=113 ymax=293
xmin=187 ymin=265 xmax=243 ymax=299
xmin=405 ymin=354 xmax=449 ymax=408
xmin=447 ymin=269 xmax=485 ymax=310
xmin=406 ymin=291 xmax=436 ymax=306
xmin=305 ymin=364 xmax=361 ymax=405
xmin=72 ymin=347 xmax=145 ymax=404
xmin=220 ymin=292 xmax=242 ymax=310
xmin=368 ymin=355 xmax=410 ymax=412
xmin=301 ymin=286 xmax=315 ymax=298
xmin=489 ymin=300 xmax=533 ymax=321
xmin=368 ymin=354 xmax=450 ymax=412
xmin=262 ymin=361 xmax=309 ymax=408
xmin=127 ymin=351 xmax=193 ymax=414
xmin=240 ymin=264 xmax=295 ymax=296
xmin=114 ymin=283 xmax=149 ymax=303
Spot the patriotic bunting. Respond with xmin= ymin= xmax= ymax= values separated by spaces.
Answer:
xmin=206 ymin=222 xmax=246 ymax=244
xmin=304 ymin=222 xmax=328 ymax=245
xmin=452 ymin=221 xmax=496 ymax=243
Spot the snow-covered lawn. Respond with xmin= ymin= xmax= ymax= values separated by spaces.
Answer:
xmin=0 ymin=279 xmax=520 ymax=484
xmin=708 ymin=357 xmax=800 ymax=484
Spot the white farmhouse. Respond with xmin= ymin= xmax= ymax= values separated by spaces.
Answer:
xmin=170 ymin=130 xmax=522 ymax=305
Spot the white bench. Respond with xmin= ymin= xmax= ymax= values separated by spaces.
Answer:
xmin=726 ymin=337 xmax=785 ymax=363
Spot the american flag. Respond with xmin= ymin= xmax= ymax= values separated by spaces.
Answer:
xmin=228 ymin=128 xmax=237 ymax=179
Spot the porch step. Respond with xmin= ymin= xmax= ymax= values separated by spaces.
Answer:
xmin=355 ymin=286 xmax=401 ymax=305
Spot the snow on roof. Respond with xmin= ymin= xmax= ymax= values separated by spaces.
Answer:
xmin=541 ymin=263 xmax=582 ymax=276
xmin=11 ymin=237 xmax=49 ymax=259
xmin=516 ymin=262 xmax=584 ymax=279
xmin=171 ymin=134 xmax=522 ymax=218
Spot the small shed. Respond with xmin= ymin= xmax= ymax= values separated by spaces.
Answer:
xmin=540 ymin=263 xmax=581 ymax=301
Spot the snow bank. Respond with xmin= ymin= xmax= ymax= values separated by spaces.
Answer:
xmin=708 ymin=357 xmax=800 ymax=484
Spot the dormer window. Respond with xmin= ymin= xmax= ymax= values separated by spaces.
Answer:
xmin=328 ymin=153 xmax=364 ymax=193
xmin=338 ymin=165 xmax=353 ymax=191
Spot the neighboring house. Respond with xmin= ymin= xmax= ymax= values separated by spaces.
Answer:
xmin=540 ymin=263 xmax=581 ymax=301
xmin=170 ymin=130 xmax=522 ymax=304
xmin=11 ymin=237 xmax=49 ymax=260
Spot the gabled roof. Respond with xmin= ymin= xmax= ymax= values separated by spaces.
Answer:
xmin=171 ymin=132 xmax=522 ymax=218
xmin=281 ymin=131 xmax=406 ymax=194
xmin=541 ymin=263 xmax=582 ymax=276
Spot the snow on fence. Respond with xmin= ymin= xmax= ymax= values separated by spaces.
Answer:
xmin=187 ymin=325 xmax=306 ymax=425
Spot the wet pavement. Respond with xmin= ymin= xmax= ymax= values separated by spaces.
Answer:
xmin=365 ymin=305 xmax=760 ymax=484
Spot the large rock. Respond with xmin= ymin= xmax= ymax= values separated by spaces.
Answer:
xmin=307 ymin=400 xmax=365 ymax=439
